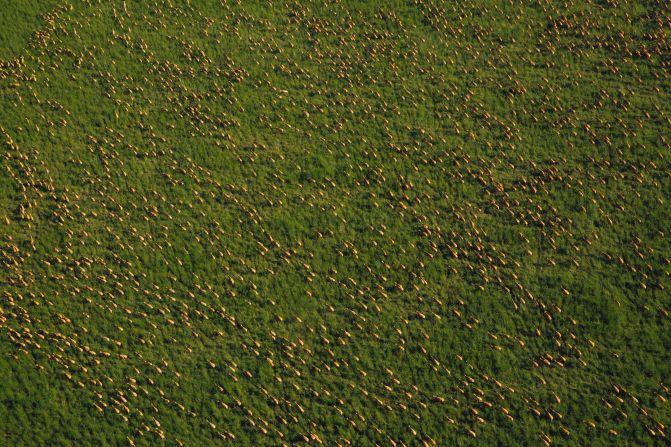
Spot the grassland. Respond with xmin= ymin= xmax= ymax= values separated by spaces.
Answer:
xmin=1 ymin=0 xmax=670 ymax=445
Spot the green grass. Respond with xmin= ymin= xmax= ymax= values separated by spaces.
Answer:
xmin=1 ymin=0 xmax=670 ymax=446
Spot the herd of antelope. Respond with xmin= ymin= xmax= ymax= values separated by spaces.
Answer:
xmin=1 ymin=0 xmax=669 ymax=445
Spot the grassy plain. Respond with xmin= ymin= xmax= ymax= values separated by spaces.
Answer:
xmin=1 ymin=0 xmax=670 ymax=445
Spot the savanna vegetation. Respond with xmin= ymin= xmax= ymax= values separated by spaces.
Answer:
xmin=1 ymin=0 xmax=670 ymax=445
